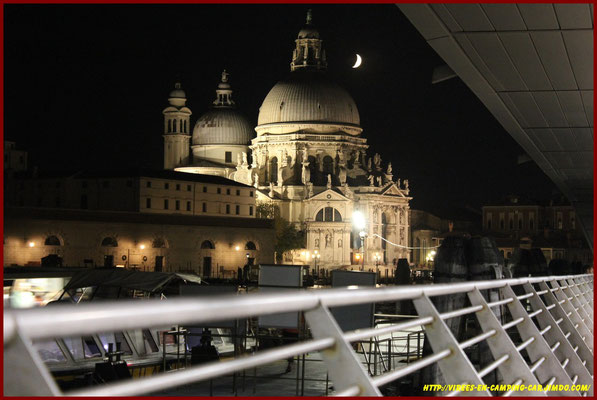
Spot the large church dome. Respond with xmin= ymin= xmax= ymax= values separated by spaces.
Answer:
xmin=257 ymin=71 xmax=360 ymax=128
xmin=192 ymin=71 xmax=255 ymax=146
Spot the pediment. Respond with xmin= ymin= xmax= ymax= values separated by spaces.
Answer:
xmin=381 ymin=183 xmax=405 ymax=197
xmin=307 ymin=188 xmax=350 ymax=202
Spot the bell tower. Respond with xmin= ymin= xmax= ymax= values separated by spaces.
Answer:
xmin=163 ymin=82 xmax=192 ymax=170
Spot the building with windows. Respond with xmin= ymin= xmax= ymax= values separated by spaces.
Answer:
xmin=4 ymin=141 xmax=28 ymax=174
xmin=166 ymin=11 xmax=413 ymax=273
xmin=482 ymin=195 xmax=591 ymax=265
xmin=6 ymin=169 xmax=257 ymax=218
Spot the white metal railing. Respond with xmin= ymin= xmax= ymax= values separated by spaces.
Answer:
xmin=3 ymin=274 xmax=593 ymax=396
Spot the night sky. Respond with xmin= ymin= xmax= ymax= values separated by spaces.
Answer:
xmin=4 ymin=4 xmax=559 ymax=216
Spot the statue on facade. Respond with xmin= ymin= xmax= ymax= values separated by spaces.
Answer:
xmin=236 ymin=153 xmax=242 ymax=166
xmin=338 ymin=239 xmax=342 ymax=248
xmin=404 ymin=179 xmax=409 ymax=192
xmin=367 ymin=157 xmax=372 ymax=171
xmin=315 ymin=238 xmax=320 ymax=248
xmin=338 ymin=166 xmax=347 ymax=185
xmin=326 ymin=174 xmax=332 ymax=189
xmin=277 ymin=168 xmax=283 ymax=187
xmin=242 ymin=152 xmax=248 ymax=166
xmin=396 ymin=178 xmax=401 ymax=188
xmin=221 ymin=69 xmax=229 ymax=83
xmin=376 ymin=176 xmax=383 ymax=186
xmin=373 ymin=153 xmax=381 ymax=170
xmin=269 ymin=182 xmax=274 ymax=197
xmin=325 ymin=233 xmax=331 ymax=248
xmin=252 ymin=171 xmax=259 ymax=188
xmin=368 ymin=175 xmax=375 ymax=186
xmin=386 ymin=162 xmax=392 ymax=175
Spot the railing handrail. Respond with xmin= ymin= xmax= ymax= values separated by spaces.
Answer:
xmin=4 ymin=274 xmax=591 ymax=344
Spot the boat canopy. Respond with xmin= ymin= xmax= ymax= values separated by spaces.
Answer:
xmin=63 ymin=269 xmax=202 ymax=293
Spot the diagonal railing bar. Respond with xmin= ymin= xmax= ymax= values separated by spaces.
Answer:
xmin=537 ymin=281 xmax=593 ymax=357
xmin=521 ymin=283 xmax=593 ymax=396
xmin=548 ymin=279 xmax=594 ymax=346
xmin=3 ymin=274 xmax=593 ymax=397
xmin=556 ymin=278 xmax=594 ymax=332
xmin=564 ymin=278 xmax=594 ymax=322
xmin=304 ymin=304 xmax=381 ymax=396
xmin=412 ymin=294 xmax=490 ymax=396
xmin=499 ymin=285 xmax=578 ymax=395
xmin=466 ymin=287 xmax=543 ymax=396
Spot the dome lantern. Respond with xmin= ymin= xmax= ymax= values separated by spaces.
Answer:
xmin=291 ymin=9 xmax=327 ymax=72
xmin=213 ymin=70 xmax=236 ymax=108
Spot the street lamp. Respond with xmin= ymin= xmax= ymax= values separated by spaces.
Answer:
xmin=353 ymin=211 xmax=367 ymax=271
xmin=374 ymin=253 xmax=381 ymax=276
xmin=313 ymin=251 xmax=321 ymax=277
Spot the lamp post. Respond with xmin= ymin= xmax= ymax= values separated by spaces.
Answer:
xmin=374 ymin=253 xmax=381 ymax=277
xmin=353 ymin=211 xmax=367 ymax=272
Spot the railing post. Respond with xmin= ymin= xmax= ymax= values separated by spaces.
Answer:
xmin=4 ymin=331 xmax=62 ymax=396
xmin=412 ymin=294 xmax=490 ymax=396
xmin=556 ymin=278 xmax=594 ymax=331
xmin=522 ymin=283 xmax=593 ymax=395
xmin=466 ymin=288 xmax=543 ymax=396
xmin=304 ymin=304 xmax=381 ymax=396
xmin=500 ymin=285 xmax=577 ymax=394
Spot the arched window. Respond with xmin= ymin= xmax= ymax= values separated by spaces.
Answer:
xmin=152 ymin=238 xmax=166 ymax=248
xmin=167 ymin=120 xmax=172 ymax=133
xmin=101 ymin=237 xmax=118 ymax=247
xmin=315 ymin=207 xmax=342 ymax=222
xmin=183 ymin=120 xmax=187 ymax=133
xmin=245 ymin=241 xmax=257 ymax=250
xmin=44 ymin=235 xmax=61 ymax=246
xmin=269 ymin=157 xmax=278 ymax=184
xmin=200 ymin=240 xmax=215 ymax=249
xmin=322 ymin=155 xmax=334 ymax=176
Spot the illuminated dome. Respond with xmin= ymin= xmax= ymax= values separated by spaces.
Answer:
xmin=192 ymin=70 xmax=255 ymax=145
xmin=257 ymin=71 xmax=360 ymax=128
xmin=192 ymin=109 xmax=254 ymax=145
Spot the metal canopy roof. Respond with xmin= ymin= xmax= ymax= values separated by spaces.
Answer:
xmin=398 ymin=3 xmax=593 ymax=248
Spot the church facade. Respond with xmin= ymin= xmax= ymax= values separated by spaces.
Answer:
xmin=164 ymin=11 xmax=412 ymax=273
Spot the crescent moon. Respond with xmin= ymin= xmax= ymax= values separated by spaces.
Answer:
xmin=352 ymin=54 xmax=362 ymax=69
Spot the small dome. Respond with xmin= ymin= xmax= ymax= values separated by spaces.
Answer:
xmin=257 ymin=71 xmax=360 ymax=127
xmin=192 ymin=109 xmax=254 ymax=145
xmin=169 ymin=83 xmax=186 ymax=99
xmin=298 ymin=25 xmax=319 ymax=39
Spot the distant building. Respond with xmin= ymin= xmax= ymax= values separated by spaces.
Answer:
xmin=6 ymin=169 xmax=257 ymax=218
xmin=4 ymin=207 xmax=274 ymax=277
xmin=482 ymin=195 xmax=591 ymax=265
xmin=4 ymin=141 xmax=27 ymax=173
xmin=409 ymin=208 xmax=480 ymax=267
xmin=4 ymin=170 xmax=274 ymax=275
